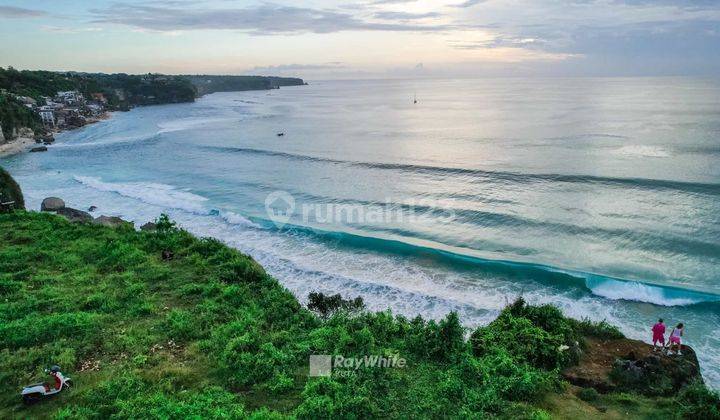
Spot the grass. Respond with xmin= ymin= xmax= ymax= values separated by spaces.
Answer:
xmin=0 ymin=211 xmax=717 ymax=419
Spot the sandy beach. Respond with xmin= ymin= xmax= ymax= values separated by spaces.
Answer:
xmin=0 ymin=136 xmax=36 ymax=158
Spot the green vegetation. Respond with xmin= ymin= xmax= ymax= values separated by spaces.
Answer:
xmin=0 ymin=67 xmax=196 ymax=111
xmin=0 ymin=166 xmax=24 ymax=210
xmin=0 ymin=211 xmax=717 ymax=419
xmin=185 ymin=75 xmax=305 ymax=96
xmin=0 ymin=94 xmax=40 ymax=139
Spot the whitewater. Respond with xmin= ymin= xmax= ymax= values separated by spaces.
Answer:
xmin=2 ymin=77 xmax=719 ymax=387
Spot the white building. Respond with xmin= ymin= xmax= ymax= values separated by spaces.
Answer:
xmin=38 ymin=106 xmax=55 ymax=127
xmin=56 ymin=91 xmax=83 ymax=105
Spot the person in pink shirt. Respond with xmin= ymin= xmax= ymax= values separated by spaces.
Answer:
xmin=651 ymin=318 xmax=666 ymax=351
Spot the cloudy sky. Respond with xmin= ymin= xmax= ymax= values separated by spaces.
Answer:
xmin=0 ymin=0 xmax=718 ymax=78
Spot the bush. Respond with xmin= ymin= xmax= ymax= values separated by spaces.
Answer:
xmin=0 ymin=166 xmax=24 ymax=210
xmin=308 ymin=292 xmax=365 ymax=318
xmin=577 ymin=387 xmax=600 ymax=402
xmin=677 ymin=381 xmax=720 ymax=419
xmin=569 ymin=317 xmax=624 ymax=339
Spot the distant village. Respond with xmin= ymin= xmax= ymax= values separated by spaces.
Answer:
xmin=3 ymin=89 xmax=110 ymax=133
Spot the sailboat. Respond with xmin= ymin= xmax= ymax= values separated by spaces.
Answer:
xmin=413 ymin=92 xmax=417 ymax=104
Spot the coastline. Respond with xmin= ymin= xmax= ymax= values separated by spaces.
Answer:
xmin=0 ymin=209 xmax=714 ymax=418
xmin=0 ymin=112 xmax=113 ymax=158
xmin=0 ymin=136 xmax=36 ymax=158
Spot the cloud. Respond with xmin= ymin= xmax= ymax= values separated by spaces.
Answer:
xmin=452 ymin=0 xmax=487 ymax=8
xmin=373 ymin=11 xmax=442 ymax=20
xmin=449 ymin=36 xmax=542 ymax=49
xmin=91 ymin=3 xmax=456 ymax=34
xmin=369 ymin=0 xmax=418 ymax=4
xmin=0 ymin=5 xmax=48 ymax=18
xmin=40 ymin=26 xmax=103 ymax=34
xmin=250 ymin=63 xmax=346 ymax=72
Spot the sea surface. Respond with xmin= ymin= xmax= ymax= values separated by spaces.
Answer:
xmin=2 ymin=77 xmax=719 ymax=387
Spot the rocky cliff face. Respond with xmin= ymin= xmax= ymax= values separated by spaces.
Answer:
xmin=0 ymin=123 xmax=5 ymax=144
xmin=563 ymin=337 xmax=702 ymax=396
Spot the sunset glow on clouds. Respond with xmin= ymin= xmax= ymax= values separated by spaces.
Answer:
xmin=0 ymin=0 xmax=718 ymax=77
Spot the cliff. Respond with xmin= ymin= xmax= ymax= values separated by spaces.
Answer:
xmin=185 ymin=75 xmax=305 ymax=96
xmin=0 ymin=166 xmax=24 ymax=210
xmin=0 ymin=208 xmax=717 ymax=419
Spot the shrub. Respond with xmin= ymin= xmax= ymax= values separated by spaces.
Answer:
xmin=577 ymin=387 xmax=600 ymax=402
xmin=0 ymin=166 xmax=24 ymax=210
xmin=165 ymin=309 xmax=201 ymax=340
xmin=677 ymin=381 xmax=720 ymax=419
xmin=308 ymin=292 xmax=365 ymax=319
xmin=569 ymin=317 xmax=624 ymax=339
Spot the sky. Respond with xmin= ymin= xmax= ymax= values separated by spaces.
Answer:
xmin=0 ymin=0 xmax=718 ymax=78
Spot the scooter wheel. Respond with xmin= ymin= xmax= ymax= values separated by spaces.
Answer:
xmin=22 ymin=393 xmax=41 ymax=405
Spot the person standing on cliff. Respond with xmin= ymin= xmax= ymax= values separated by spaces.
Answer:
xmin=651 ymin=318 xmax=666 ymax=351
xmin=668 ymin=323 xmax=684 ymax=356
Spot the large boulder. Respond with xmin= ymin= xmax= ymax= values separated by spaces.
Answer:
xmin=41 ymin=197 xmax=65 ymax=212
xmin=56 ymin=207 xmax=93 ymax=223
xmin=93 ymin=215 xmax=132 ymax=228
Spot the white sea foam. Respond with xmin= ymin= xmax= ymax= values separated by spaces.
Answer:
xmin=221 ymin=211 xmax=261 ymax=228
xmin=53 ymin=133 xmax=161 ymax=149
xmin=73 ymin=176 xmax=208 ymax=213
xmin=614 ymin=145 xmax=670 ymax=158
xmin=586 ymin=277 xmax=714 ymax=306
xmin=157 ymin=117 xmax=232 ymax=134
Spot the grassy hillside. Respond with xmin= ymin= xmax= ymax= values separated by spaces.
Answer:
xmin=0 ymin=211 xmax=717 ymax=419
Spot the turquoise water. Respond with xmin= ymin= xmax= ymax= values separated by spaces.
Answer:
xmin=2 ymin=78 xmax=719 ymax=386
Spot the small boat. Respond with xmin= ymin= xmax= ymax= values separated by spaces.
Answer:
xmin=413 ymin=92 xmax=417 ymax=104
xmin=277 ymin=132 xmax=284 ymax=137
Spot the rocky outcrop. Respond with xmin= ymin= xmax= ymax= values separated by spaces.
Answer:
xmin=140 ymin=222 xmax=157 ymax=231
xmin=0 ymin=123 xmax=5 ymax=144
xmin=41 ymin=197 xmax=65 ymax=212
xmin=93 ymin=215 xmax=132 ymax=228
xmin=18 ymin=127 xmax=34 ymax=138
xmin=56 ymin=207 xmax=93 ymax=223
xmin=562 ymin=337 xmax=701 ymax=396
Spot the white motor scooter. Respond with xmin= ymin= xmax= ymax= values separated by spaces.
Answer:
xmin=21 ymin=366 xmax=72 ymax=404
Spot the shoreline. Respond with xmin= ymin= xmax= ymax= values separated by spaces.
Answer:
xmin=0 ymin=112 xmax=113 ymax=158
xmin=0 ymin=136 xmax=36 ymax=158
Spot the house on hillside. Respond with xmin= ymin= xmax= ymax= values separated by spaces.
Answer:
xmin=56 ymin=91 xmax=84 ymax=106
xmin=38 ymin=106 xmax=55 ymax=128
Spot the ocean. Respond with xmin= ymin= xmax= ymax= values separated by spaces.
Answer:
xmin=2 ymin=77 xmax=719 ymax=387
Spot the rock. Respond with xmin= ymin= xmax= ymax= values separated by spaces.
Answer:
xmin=562 ymin=337 xmax=702 ymax=396
xmin=140 ymin=222 xmax=157 ymax=231
xmin=56 ymin=207 xmax=93 ymax=223
xmin=18 ymin=127 xmax=34 ymax=138
xmin=30 ymin=146 xmax=48 ymax=153
xmin=88 ymin=206 xmax=98 ymax=212
xmin=41 ymin=197 xmax=65 ymax=212
xmin=93 ymin=215 xmax=131 ymax=228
